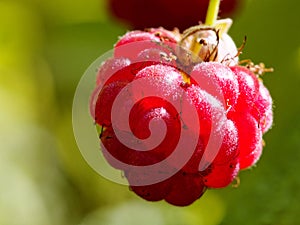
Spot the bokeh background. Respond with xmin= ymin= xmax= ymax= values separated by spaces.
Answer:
xmin=1 ymin=0 xmax=299 ymax=224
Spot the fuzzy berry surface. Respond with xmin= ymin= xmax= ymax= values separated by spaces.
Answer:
xmin=90 ymin=27 xmax=273 ymax=206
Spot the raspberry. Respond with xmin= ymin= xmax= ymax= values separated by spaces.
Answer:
xmin=126 ymin=169 xmax=172 ymax=201
xmin=126 ymin=170 xmax=206 ymax=206
xmin=94 ymin=62 xmax=142 ymax=124
xmin=230 ymin=65 xmax=260 ymax=112
xmin=229 ymin=112 xmax=263 ymax=170
xmin=89 ymin=5 xmax=273 ymax=206
xmin=108 ymin=0 xmax=240 ymax=31
xmin=203 ymin=157 xmax=239 ymax=188
xmin=96 ymin=57 xmax=131 ymax=86
xmin=210 ymin=119 xmax=239 ymax=165
xmin=114 ymin=30 xmax=177 ymax=61
xmin=251 ymin=80 xmax=273 ymax=133
xmin=201 ymin=120 xmax=239 ymax=188
xmin=191 ymin=62 xmax=239 ymax=110
xmin=179 ymin=85 xmax=226 ymax=173
xmin=164 ymin=171 xmax=206 ymax=206
xmin=90 ymin=58 xmax=131 ymax=119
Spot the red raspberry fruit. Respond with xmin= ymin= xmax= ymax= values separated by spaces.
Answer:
xmin=96 ymin=57 xmax=131 ymax=86
xmin=203 ymin=130 xmax=239 ymax=188
xmin=251 ymin=80 xmax=273 ymax=133
xmin=108 ymin=0 xmax=240 ymax=31
xmin=191 ymin=62 xmax=239 ymax=111
xmin=114 ymin=29 xmax=178 ymax=61
xmin=228 ymin=65 xmax=273 ymax=169
xmin=230 ymin=65 xmax=260 ymax=112
xmin=229 ymin=112 xmax=263 ymax=170
xmin=164 ymin=171 xmax=206 ymax=206
xmin=90 ymin=25 xmax=273 ymax=206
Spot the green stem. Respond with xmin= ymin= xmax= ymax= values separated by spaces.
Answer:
xmin=205 ymin=0 xmax=221 ymax=26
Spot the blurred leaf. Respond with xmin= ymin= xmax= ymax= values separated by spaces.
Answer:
xmin=28 ymin=0 xmax=108 ymax=24
xmin=159 ymin=191 xmax=225 ymax=225
xmin=80 ymin=192 xmax=224 ymax=225
xmin=80 ymin=201 xmax=164 ymax=225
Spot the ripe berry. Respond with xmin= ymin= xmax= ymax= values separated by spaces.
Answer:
xmin=126 ymin=169 xmax=172 ymax=201
xmin=251 ymin=80 xmax=273 ymax=133
xmin=114 ymin=30 xmax=177 ymax=61
xmin=230 ymin=65 xmax=260 ymax=112
xmin=108 ymin=0 xmax=240 ymax=31
xmin=203 ymin=157 xmax=239 ymax=188
xmin=90 ymin=15 xmax=273 ymax=206
xmin=164 ymin=171 xmax=206 ymax=206
xmin=229 ymin=112 xmax=263 ymax=169
xmin=96 ymin=57 xmax=131 ymax=86
xmin=191 ymin=62 xmax=239 ymax=110
xmin=211 ymin=119 xmax=239 ymax=165
xmin=179 ymin=84 xmax=226 ymax=173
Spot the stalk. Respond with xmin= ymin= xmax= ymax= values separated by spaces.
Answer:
xmin=205 ymin=0 xmax=221 ymax=26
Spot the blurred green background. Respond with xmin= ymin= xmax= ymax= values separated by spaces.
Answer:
xmin=0 ymin=0 xmax=299 ymax=224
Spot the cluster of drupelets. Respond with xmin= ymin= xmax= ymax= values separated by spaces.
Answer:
xmin=90 ymin=24 xmax=273 ymax=206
